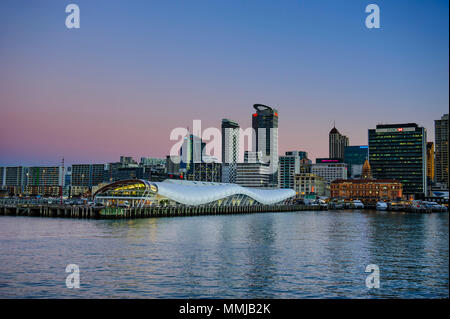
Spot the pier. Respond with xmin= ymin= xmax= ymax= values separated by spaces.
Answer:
xmin=0 ymin=202 xmax=323 ymax=219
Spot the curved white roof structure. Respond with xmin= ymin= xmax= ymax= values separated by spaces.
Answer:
xmin=153 ymin=180 xmax=295 ymax=206
xmin=94 ymin=179 xmax=295 ymax=207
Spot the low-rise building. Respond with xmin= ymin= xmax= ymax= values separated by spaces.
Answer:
xmin=311 ymin=163 xmax=347 ymax=183
xmin=330 ymin=179 xmax=402 ymax=201
xmin=236 ymin=151 xmax=273 ymax=188
xmin=294 ymin=173 xmax=327 ymax=197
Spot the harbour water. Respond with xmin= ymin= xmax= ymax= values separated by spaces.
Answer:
xmin=0 ymin=210 xmax=448 ymax=298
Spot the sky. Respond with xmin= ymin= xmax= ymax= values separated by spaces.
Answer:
xmin=0 ymin=0 xmax=448 ymax=166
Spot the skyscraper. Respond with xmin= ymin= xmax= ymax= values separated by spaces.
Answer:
xmin=278 ymin=152 xmax=301 ymax=189
xmin=344 ymin=145 xmax=368 ymax=178
xmin=221 ymin=119 xmax=240 ymax=183
xmin=252 ymin=104 xmax=279 ymax=186
xmin=329 ymin=126 xmax=349 ymax=160
xmin=435 ymin=114 xmax=449 ymax=188
xmin=426 ymin=142 xmax=435 ymax=183
xmin=368 ymin=123 xmax=427 ymax=197
xmin=180 ymin=134 xmax=203 ymax=171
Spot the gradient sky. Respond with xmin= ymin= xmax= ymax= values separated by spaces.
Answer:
xmin=0 ymin=0 xmax=448 ymax=166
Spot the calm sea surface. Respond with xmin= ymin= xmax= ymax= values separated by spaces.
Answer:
xmin=0 ymin=210 xmax=448 ymax=298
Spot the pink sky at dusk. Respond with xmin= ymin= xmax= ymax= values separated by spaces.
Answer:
xmin=0 ymin=0 xmax=448 ymax=166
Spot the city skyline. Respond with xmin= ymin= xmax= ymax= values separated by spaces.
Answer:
xmin=1 ymin=0 xmax=448 ymax=166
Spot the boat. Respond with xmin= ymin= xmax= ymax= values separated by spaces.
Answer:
xmin=352 ymin=200 xmax=364 ymax=209
xmin=376 ymin=201 xmax=388 ymax=211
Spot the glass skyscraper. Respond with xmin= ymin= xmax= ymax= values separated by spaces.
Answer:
xmin=368 ymin=123 xmax=427 ymax=197
xmin=221 ymin=119 xmax=240 ymax=183
xmin=252 ymin=104 xmax=279 ymax=186
xmin=344 ymin=146 xmax=368 ymax=178
xmin=435 ymin=114 xmax=449 ymax=188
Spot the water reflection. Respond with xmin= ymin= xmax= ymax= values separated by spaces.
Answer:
xmin=0 ymin=211 xmax=448 ymax=298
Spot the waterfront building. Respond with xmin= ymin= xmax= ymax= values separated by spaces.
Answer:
xmin=311 ymin=162 xmax=348 ymax=183
xmin=71 ymin=164 xmax=105 ymax=197
xmin=330 ymin=179 xmax=402 ymax=201
xmin=278 ymin=152 xmax=301 ymax=189
xmin=294 ymin=173 xmax=327 ymax=197
xmin=329 ymin=126 xmax=349 ymax=160
xmin=435 ymin=114 xmax=449 ymax=188
xmin=72 ymin=164 xmax=105 ymax=187
xmin=0 ymin=166 xmax=26 ymax=195
xmin=252 ymin=104 xmax=279 ymax=185
xmin=221 ymin=119 xmax=240 ymax=183
xmin=94 ymin=179 xmax=295 ymax=208
xmin=344 ymin=146 xmax=368 ymax=178
xmin=330 ymin=158 xmax=403 ymax=200
xmin=25 ymin=166 xmax=62 ymax=196
xmin=426 ymin=142 xmax=435 ymax=183
xmin=368 ymin=123 xmax=427 ymax=197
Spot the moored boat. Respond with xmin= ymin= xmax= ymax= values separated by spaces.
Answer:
xmin=376 ymin=201 xmax=387 ymax=211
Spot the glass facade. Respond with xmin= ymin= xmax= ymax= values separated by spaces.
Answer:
xmin=344 ymin=146 xmax=368 ymax=178
xmin=368 ymin=123 xmax=427 ymax=197
xmin=252 ymin=104 xmax=279 ymax=186
xmin=94 ymin=179 xmax=295 ymax=207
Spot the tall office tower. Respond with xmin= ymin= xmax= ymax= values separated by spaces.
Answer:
xmin=252 ymin=104 xmax=279 ymax=185
xmin=368 ymin=123 xmax=427 ymax=198
xmin=180 ymin=134 xmax=203 ymax=171
xmin=435 ymin=114 xmax=449 ymax=188
xmin=329 ymin=126 xmax=349 ymax=160
xmin=426 ymin=142 xmax=435 ymax=183
xmin=221 ymin=119 xmax=240 ymax=183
